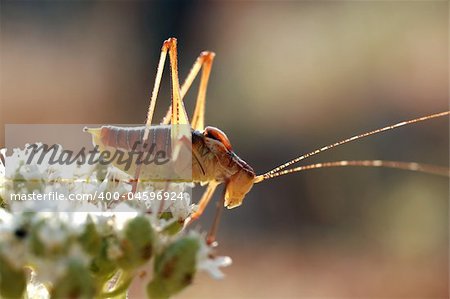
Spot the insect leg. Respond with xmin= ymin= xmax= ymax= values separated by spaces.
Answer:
xmin=144 ymin=38 xmax=171 ymax=127
xmin=164 ymin=38 xmax=193 ymax=169
xmin=165 ymin=38 xmax=189 ymax=126
xmin=191 ymin=52 xmax=215 ymax=131
xmin=134 ymin=38 xmax=189 ymax=192
xmin=161 ymin=51 xmax=216 ymax=131
xmin=132 ymin=39 xmax=172 ymax=193
xmin=187 ymin=181 xmax=220 ymax=223
xmin=206 ymin=182 xmax=227 ymax=245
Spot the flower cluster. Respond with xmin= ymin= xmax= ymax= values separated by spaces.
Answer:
xmin=0 ymin=146 xmax=231 ymax=299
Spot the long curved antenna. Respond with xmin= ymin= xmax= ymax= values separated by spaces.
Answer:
xmin=255 ymin=160 xmax=450 ymax=183
xmin=262 ymin=111 xmax=449 ymax=177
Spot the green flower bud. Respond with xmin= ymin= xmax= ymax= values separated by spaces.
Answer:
xmin=0 ymin=196 xmax=6 ymax=209
xmin=78 ymin=216 xmax=100 ymax=255
xmin=90 ymin=237 xmax=118 ymax=280
xmin=147 ymin=237 xmax=199 ymax=299
xmin=29 ymin=220 xmax=46 ymax=256
xmin=0 ymin=254 xmax=26 ymax=299
xmin=29 ymin=219 xmax=71 ymax=258
xmin=161 ymin=221 xmax=184 ymax=236
xmin=159 ymin=212 xmax=184 ymax=236
xmin=50 ymin=260 xmax=95 ymax=299
xmin=116 ymin=216 xmax=154 ymax=270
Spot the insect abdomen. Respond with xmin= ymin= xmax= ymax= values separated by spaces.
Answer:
xmin=98 ymin=125 xmax=172 ymax=154
xmin=85 ymin=125 xmax=181 ymax=180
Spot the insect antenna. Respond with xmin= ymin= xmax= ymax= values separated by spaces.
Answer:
xmin=255 ymin=160 xmax=449 ymax=183
xmin=254 ymin=111 xmax=450 ymax=183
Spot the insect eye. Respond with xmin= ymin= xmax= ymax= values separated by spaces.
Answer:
xmin=204 ymin=126 xmax=233 ymax=151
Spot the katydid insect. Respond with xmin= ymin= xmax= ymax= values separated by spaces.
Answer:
xmin=86 ymin=38 xmax=449 ymax=241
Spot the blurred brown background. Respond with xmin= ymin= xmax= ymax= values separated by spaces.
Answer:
xmin=1 ymin=1 xmax=448 ymax=298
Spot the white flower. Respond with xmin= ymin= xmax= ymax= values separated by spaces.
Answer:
xmin=190 ymin=231 xmax=232 ymax=279
xmin=31 ymin=256 xmax=68 ymax=284
xmin=36 ymin=217 xmax=68 ymax=250
xmin=168 ymin=183 xmax=196 ymax=221
xmin=0 ymin=208 xmax=13 ymax=228
xmin=110 ymin=202 xmax=139 ymax=230
xmin=27 ymin=270 xmax=50 ymax=299
xmin=0 ymin=144 xmax=232 ymax=298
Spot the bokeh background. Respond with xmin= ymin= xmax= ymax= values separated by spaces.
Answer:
xmin=1 ymin=1 xmax=448 ymax=298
